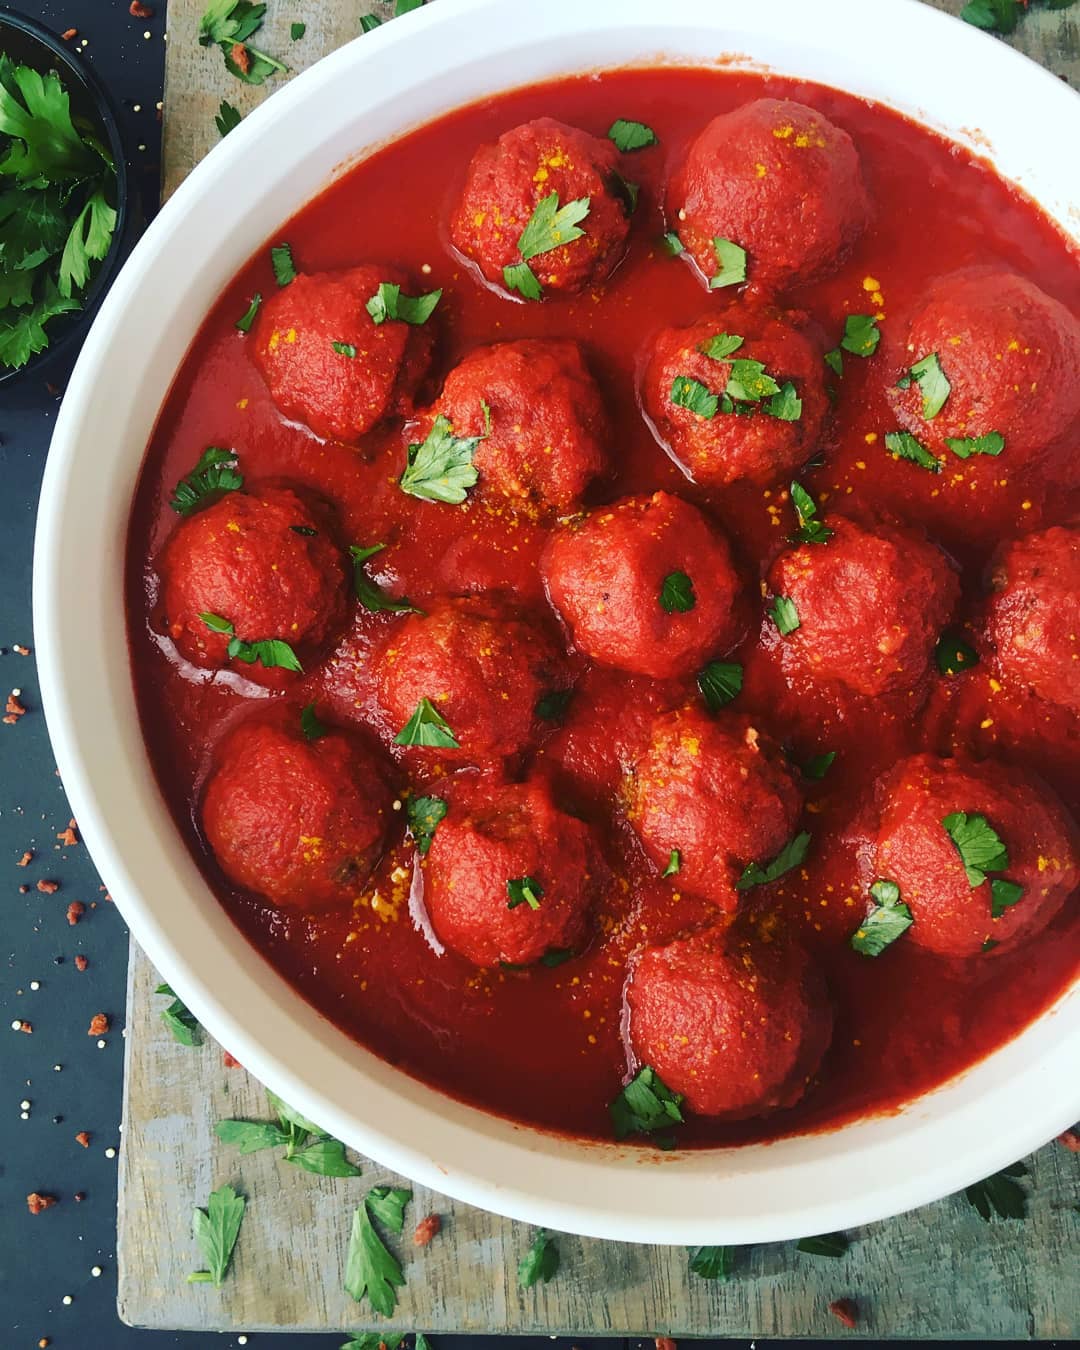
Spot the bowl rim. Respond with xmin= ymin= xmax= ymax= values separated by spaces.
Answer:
xmin=33 ymin=0 xmax=1080 ymax=1245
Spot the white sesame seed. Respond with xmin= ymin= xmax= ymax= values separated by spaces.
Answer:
xmin=10 ymin=688 xmax=19 ymax=697
xmin=97 ymin=1039 xmax=106 ymax=1049
xmin=156 ymin=101 xmax=163 ymax=110
xmin=91 ymin=1265 xmax=102 ymax=1277
xmin=105 ymin=1147 xmax=116 ymax=1159
xmin=29 ymin=981 xmax=40 ymax=991
xmin=138 ymin=144 xmax=147 ymax=152
xmin=20 ymin=1099 xmax=30 ymax=1109
xmin=392 ymin=798 xmax=402 ymax=811
xmin=238 ymin=1338 xmax=248 ymax=1345
xmin=10 ymin=1020 xmax=20 ymax=1031
xmin=62 ymin=1295 xmax=73 ymax=1306
xmin=133 ymin=104 xmax=142 ymax=112
xmin=20 ymin=1111 xmax=28 ymax=1120
xmin=53 ymin=1064 xmax=62 ymax=1072
xmin=143 ymin=29 xmax=152 ymax=38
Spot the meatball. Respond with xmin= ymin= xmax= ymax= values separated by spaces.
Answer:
xmin=766 ymin=514 xmax=959 ymax=697
xmin=411 ymin=339 xmax=608 ymax=512
xmin=202 ymin=716 xmax=393 ymax=912
xmin=542 ymin=492 xmax=744 ymax=679
xmin=450 ymin=117 xmax=632 ymax=298
xmin=161 ymin=486 xmax=347 ymax=687
xmin=871 ymin=753 xmax=1079 ymax=958
xmin=625 ymin=708 xmax=803 ymax=909
xmin=374 ymin=594 xmax=562 ymax=763
xmin=625 ymin=927 xmax=833 ymax=1118
xmin=252 ymin=264 xmax=435 ymax=442
xmin=421 ymin=775 xmax=603 ymax=966
xmin=641 ymin=309 xmax=829 ymax=487
xmin=986 ymin=526 xmax=1080 ymax=714
xmin=887 ymin=268 xmax=1080 ymax=465
xmin=667 ymin=99 xmax=869 ymax=292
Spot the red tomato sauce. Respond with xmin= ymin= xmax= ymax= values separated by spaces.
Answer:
xmin=126 ymin=67 xmax=1080 ymax=1145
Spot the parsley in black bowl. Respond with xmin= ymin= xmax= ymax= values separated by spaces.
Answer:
xmin=0 ymin=8 xmax=130 ymax=384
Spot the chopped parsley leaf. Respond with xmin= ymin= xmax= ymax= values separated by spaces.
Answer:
xmin=502 ymin=191 xmax=590 ymax=300
xmin=199 ymin=613 xmax=302 ymax=672
xmin=961 ymin=0 xmax=1022 ymax=34
xmin=344 ymin=1196 xmax=406 ymax=1316
xmin=235 ymin=292 xmax=261 ymax=332
xmin=540 ymin=947 xmax=575 ymax=968
xmin=662 ymin=849 xmax=681 ymax=878
xmin=982 ymin=938 xmax=999 ymax=953
xmin=169 ymin=446 xmax=242 ymax=515
xmin=850 ymin=878 xmax=914 ymax=956
xmin=349 ymin=543 xmax=420 ymax=614
xmin=608 ymin=119 xmax=658 ymax=152
xmin=518 ymin=1229 xmax=560 ymax=1287
xmin=331 ymin=340 xmax=356 ymax=357
xmin=990 ymin=877 xmax=1024 ymax=919
xmin=507 ymin=876 xmax=544 ymax=911
xmin=884 ymin=430 xmax=941 ymax=474
xmin=765 ymin=381 xmax=803 ymax=421
xmin=198 ymin=0 xmax=288 ymax=85
xmin=802 ymin=751 xmax=836 ymax=781
xmin=503 ymin=261 xmax=543 ymax=301
xmin=698 ymin=660 xmax=743 ymax=712
xmin=840 ymin=313 xmax=881 ymax=357
xmin=270 ymin=241 xmax=296 ymax=286
xmin=908 ymin=351 xmax=951 ymax=419
xmin=393 ymin=697 xmax=459 ymax=749
xmin=770 ymin=594 xmax=800 ymax=636
xmin=187 ymin=1183 xmax=245 ymax=1287
xmin=670 ymin=375 xmax=718 ymax=419
xmin=824 ymin=348 xmax=844 ymax=376
xmin=154 ymin=982 xmax=201 ymax=1046
xmin=701 ymin=332 xmax=744 ymax=360
xmin=945 ymin=431 xmax=1005 ymax=459
xmin=406 ymin=795 xmax=447 ymax=857
xmin=941 ymin=811 xmax=1009 ymax=887
xmin=797 ymin=1232 xmax=850 ymax=1258
xmin=660 ymin=570 xmax=696 ymax=614
xmin=709 ymin=237 xmax=747 ymax=289
xmin=689 ymin=1246 xmax=734 ymax=1280
xmin=366 ymin=281 xmax=442 ymax=326
xmin=395 ymin=0 xmax=425 ymax=13
xmin=400 ymin=415 xmax=481 ymax=504
xmin=610 ymin=1065 xmax=685 ymax=1146
xmin=789 ymin=481 xmax=834 ymax=545
xmin=612 ymin=171 xmax=639 ymax=214
xmin=735 ymin=830 xmax=811 ymax=891
xmin=725 ymin=358 xmax=780 ymax=403
xmin=365 ymin=1185 xmax=412 ymax=1234
xmin=215 ymin=99 xmax=242 ymax=137
xmin=359 ymin=14 xmax=382 ymax=31
xmin=291 ymin=21 xmax=306 ymax=39
xmin=300 ymin=702 xmax=329 ymax=741
xmin=935 ymin=631 xmax=980 ymax=676
xmin=535 ymin=688 xmax=573 ymax=722
xmin=964 ymin=1162 xmax=1029 ymax=1221
xmin=661 ymin=231 xmax=684 ymax=257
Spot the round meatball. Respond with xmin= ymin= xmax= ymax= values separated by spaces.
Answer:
xmin=625 ymin=708 xmax=803 ymax=909
xmin=871 ymin=753 xmax=1079 ymax=958
xmin=766 ymin=514 xmax=959 ymax=697
xmin=374 ymin=594 xmax=563 ymax=763
xmin=626 ymin=927 xmax=833 ymax=1118
xmin=450 ymin=117 xmax=632 ymax=298
xmin=641 ymin=309 xmax=829 ymax=487
xmin=667 ymin=99 xmax=869 ymax=292
xmin=412 ymin=339 xmax=608 ymax=512
xmin=422 ymin=776 xmax=603 ymax=966
xmin=202 ymin=716 xmax=393 ymax=912
xmin=161 ymin=486 xmax=347 ymax=687
xmin=542 ymin=493 xmax=744 ymax=680
xmin=986 ymin=526 xmax=1080 ymax=714
xmin=252 ymin=264 xmax=434 ymax=442
xmin=887 ymin=268 xmax=1080 ymax=464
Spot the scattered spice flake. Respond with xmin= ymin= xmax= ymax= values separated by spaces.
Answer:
xmin=74 ymin=1192 xmax=85 ymax=1203
xmin=18 ymin=884 xmax=28 ymax=893
xmin=14 ymin=1019 xmax=32 ymax=1033
xmin=66 ymin=901 xmax=85 ymax=926
xmin=4 ymin=692 xmax=26 ymax=723
xmin=75 ymin=1131 xmax=91 ymax=1148
xmin=222 ymin=1050 xmax=241 ymax=1068
xmin=74 ymin=955 xmax=88 ymax=972
xmin=230 ymin=42 xmax=252 ymax=75
xmin=129 ymin=0 xmax=154 ymax=15
xmin=13 ymin=644 xmax=31 ymax=655
xmin=413 ymin=1214 xmax=442 ymax=1246
xmin=87 ymin=1013 xmax=109 ymax=1037
xmin=37 ymin=879 xmax=59 ymax=894
xmin=17 ymin=850 xmax=32 ymax=866
xmin=1057 ymin=1128 xmax=1080 ymax=1153
xmin=57 ymin=821 xmax=79 ymax=846
xmin=829 ymin=1299 xmax=858 ymax=1329
xmin=61 ymin=28 xmax=77 ymax=40
xmin=27 ymin=1192 xmax=57 ymax=1215
xmin=655 ymin=1339 xmax=678 ymax=1350
xmin=39 ymin=1339 xmax=50 ymax=1348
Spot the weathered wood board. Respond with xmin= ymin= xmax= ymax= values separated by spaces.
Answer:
xmin=118 ymin=0 xmax=1080 ymax=1336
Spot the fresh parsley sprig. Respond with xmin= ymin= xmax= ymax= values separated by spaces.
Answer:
xmin=736 ymin=831 xmax=811 ymax=891
xmin=850 ymin=880 xmax=913 ymax=957
xmin=400 ymin=416 xmax=483 ymax=505
xmin=503 ymin=191 xmax=591 ymax=300
xmin=789 ymin=482 xmax=834 ymax=545
xmin=366 ymin=282 xmax=442 ymax=326
xmin=963 ymin=1161 xmax=1029 ymax=1221
xmin=518 ymin=1229 xmax=560 ymax=1287
xmin=155 ymin=982 xmax=202 ymax=1046
xmin=350 ymin=544 xmax=421 ymax=614
xmin=610 ymin=1065 xmax=685 ymax=1147
xmin=394 ymin=697 xmax=459 ymax=749
xmin=344 ymin=1189 xmax=410 ymax=1316
xmin=406 ymin=795 xmax=447 ymax=856
xmin=169 ymin=447 xmax=243 ymax=516
xmin=188 ymin=1184 xmax=246 ymax=1286
xmin=215 ymin=1088 xmax=362 ymax=1177
xmin=689 ymin=1245 xmax=734 ymax=1280
xmin=198 ymin=0 xmax=288 ymax=86
xmin=200 ymin=612 xmax=303 ymax=672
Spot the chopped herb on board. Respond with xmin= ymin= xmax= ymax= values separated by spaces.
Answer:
xmin=396 ymin=0 xmax=426 ymax=13
xmin=215 ymin=99 xmax=242 ymax=137
xmin=698 ymin=660 xmax=743 ymax=712
xmin=789 ymin=481 xmax=834 ymax=545
xmin=710 ymin=237 xmax=747 ymax=289
xmin=503 ymin=190 xmax=591 ymax=300
xmin=964 ymin=1161 xmax=1029 ymax=1221
xmin=961 ymin=0 xmax=1022 ymax=33
xmin=908 ymin=351 xmax=951 ymax=419
xmin=406 ymin=795 xmax=447 ymax=856
xmin=198 ymin=0 xmax=288 ymax=85
xmin=610 ymin=1065 xmax=685 ymax=1147
xmin=518 ymin=1229 xmax=560 ymax=1287
xmin=689 ymin=1245 xmax=734 ymax=1280
xmin=393 ymin=697 xmax=459 ymax=749
xmin=290 ymin=21 xmax=306 ymax=39
xmin=155 ymin=982 xmax=201 ymax=1045
xmin=235 ymin=292 xmax=261 ymax=331
xmin=349 ymin=544 xmax=421 ymax=614
xmin=215 ymin=1088 xmax=362 ymax=1177
xmin=344 ymin=1194 xmax=407 ymax=1316
xmin=507 ymin=876 xmax=544 ymax=911
xmin=169 ymin=446 xmax=242 ymax=515
xmin=884 ymin=430 xmax=941 ymax=473
xmin=670 ymin=375 xmax=719 ymax=419
xmin=400 ymin=415 xmax=482 ymax=504
xmin=850 ymin=879 xmax=914 ymax=957
xmin=660 ymin=570 xmax=696 ymax=614
xmin=359 ymin=13 xmax=382 ymax=31
xmin=270 ymin=241 xmax=296 ymax=285
xmin=798 ymin=1232 xmax=850 ymax=1258
xmin=770 ymin=594 xmax=800 ymax=636
xmin=608 ymin=118 xmax=658 ymax=151
xmin=199 ymin=613 xmax=303 ymax=672
xmin=945 ymin=431 xmax=1005 ymax=459
xmin=366 ymin=1185 xmax=413 ymax=1233
xmin=366 ymin=281 xmax=442 ymax=326
xmin=935 ymin=631 xmax=980 ymax=676
xmin=736 ymin=830 xmax=811 ymax=891
xmin=300 ymin=702 xmax=329 ymax=741
xmin=188 ymin=1184 xmax=246 ymax=1286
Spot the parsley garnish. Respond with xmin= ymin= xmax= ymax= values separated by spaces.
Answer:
xmin=199 ymin=613 xmax=303 ymax=672
xmin=407 ymin=795 xmax=447 ymax=857
xmin=366 ymin=282 xmax=442 ymax=326
xmin=608 ymin=119 xmax=657 ymax=151
xmin=502 ymin=191 xmax=590 ymax=300
xmin=736 ymin=831 xmax=811 ymax=891
xmin=394 ymin=698 xmax=459 ymax=749
xmin=990 ymin=877 xmax=1024 ymax=919
xmin=765 ymin=382 xmax=803 ymax=421
xmin=290 ymin=525 xmax=318 ymax=536
xmin=540 ymin=947 xmax=575 ymax=968
xmin=507 ymin=876 xmax=544 ymax=911
xmin=215 ymin=99 xmax=242 ymax=137
xmin=907 ymin=351 xmax=951 ymax=419
xmin=400 ymin=415 xmax=482 ymax=504
xmin=945 ymin=431 xmax=1005 ymax=459
xmin=964 ymin=1162 xmax=1029 ymax=1221
xmin=535 ymin=688 xmax=573 ymax=722
xmin=270 ymin=241 xmax=296 ymax=286
xmin=300 ymin=702 xmax=328 ymax=742
xmin=198 ymin=0 xmax=288 ymax=85
xmin=169 ymin=446 xmax=242 ymax=516
xmin=235 ymin=292 xmax=261 ymax=332
xmin=941 ymin=812 xmax=1009 ymax=887
xmin=359 ymin=14 xmax=382 ymax=31
xmin=701 ymin=332 xmax=744 ymax=360
xmin=824 ymin=348 xmax=844 ymax=376
xmin=610 ymin=1066 xmax=685 ymax=1147
xmin=982 ymin=938 xmax=999 ymax=953
xmin=770 ymin=595 xmax=800 ymax=636
xmin=789 ymin=482 xmax=834 ymax=545
xmin=612 ymin=171 xmax=639 ymax=214
xmin=331 ymin=340 xmax=356 ymax=357
xmin=518 ymin=1229 xmax=560 ymax=1287
xmin=188 ymin=1184 xmax=245 ymax=1287
xmin=670 ymin=375 xmax=718 ymax=419
xmin=710 ymin=237 xmax=747 ymax=289
xmin=961 ymin=0 xmax=1022 ymax=33
xmin=689 ymin=1246 xmax=734 ymax=1280
xmin=884 ymin=430 xmax=941 ymax=473
xmin=935 ymin=631 xmax=979 ymax=676
xmin=661 ymin=231 xmax=684 ymax=257
xmin=797 ymin=1232 xmax=850 ymax=1258
xmin=725 ymin=359 xmax=780 ymax=403
xmin=154 ymin=982 xmax=201 ymax=1046
xmin=349 ymin=543 xmax=420 ymax=614
xmin=366 ymin=1185 xmax=412 ymax=1233
xmin=662 ymin=850 xmax=681 ymax=878
xmin=841 ymin=313 xmax=881 ymax=358
xmin=697 ymin=660 xmax=743 ymax=712
xmin=290 ymin=20 xmax=306 ymax=39
xmin=660 ymin=570 xmax=696 ymax=614
xmin=802 ymin=751 xmax=836 ymax=781
xmin=215 ymin=1088 xmax=362 ymax=1177
xmin=344 ymin=1193 xmax=407 ymax=1316
xmin=396 ymin=0 xmax=425 ymax=12
xmin=850 ymin=879 xmax=914 ymax=957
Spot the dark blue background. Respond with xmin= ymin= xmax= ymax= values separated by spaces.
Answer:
xmin=0 ymin=3 xmax=1062 ymax=1347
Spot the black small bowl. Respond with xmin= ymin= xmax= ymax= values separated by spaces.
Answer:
xmin=0 ymin=7 xmax=132 ymax=386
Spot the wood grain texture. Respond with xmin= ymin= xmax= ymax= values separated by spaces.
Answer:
xmin=122 ymin=0 xmax=1080 ymax=1336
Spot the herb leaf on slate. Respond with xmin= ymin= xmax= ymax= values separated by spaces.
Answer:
xmin=198 ymin=0 xmax=288 ymax=85
xmin=366 ymin=1186 xmax=413 ymax=1234
xmin=215 ymin=99 xmax=242 ymax=137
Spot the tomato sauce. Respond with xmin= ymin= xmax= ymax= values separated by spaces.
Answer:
xmin=126 ymin=68 xmax=1080 ymax=1145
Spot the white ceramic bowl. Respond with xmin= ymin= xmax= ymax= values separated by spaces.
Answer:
xmin=34 ymin=0 xmax=1080 ymax=1244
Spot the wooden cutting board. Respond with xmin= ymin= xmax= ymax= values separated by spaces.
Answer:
xmin=118 ymin=0 xmax=1080 ymax=1336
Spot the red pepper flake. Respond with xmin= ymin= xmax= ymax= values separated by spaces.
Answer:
xmin=14 ymin=1019 xmax=33 ymax=1033
xmin=39 ymin=1338 xmax=51 ymax=1348
xmin=87 ymin=1013 xmax=109 ymax=1037
xmin=60 ymin=28 xmax=77 ymax=41
xmin=75 ymin=1131 xmax=91 ymax=1148
xmin=413 ymin=1213 xmax=442 ymax=1246
xmin=1057 ymin=1127 xmax=1080 ymax=1153
xmin=222 ymin=1050 xmax=241 ymax=1069
xmin=230 ymin=42 xmax=251 ymax=74
xmin=17 ymin=850 xmax=32 ymax=866
xmin=655 ymin=1340 xmax=678 ymax=1350
xmin=37 ymin=879 xmax=59 ymax=894
xmin=66 ymin=901 xmax=85 ymax=926
xmin=18 ymin=884 xmax=28 ymax=894
xmin=57 ymin=821 xmax=79 ymax=847
xmin=5 ymin=692 xmax=26 ymax=721
xmin=74 ymin=1191 xmax=86 ymax=1203
xmin=27 ymin=1192 xmax=57 ymax=1215
xmin=75 ymin=954 xmax=89 ymax=972
xmin=13 ymin=644 xmax=31 ymax=656
xmin=129 ymin=0 xmax=154 ymax=15
xmin=829 ymin=1299 xmax=858 ymax=1330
